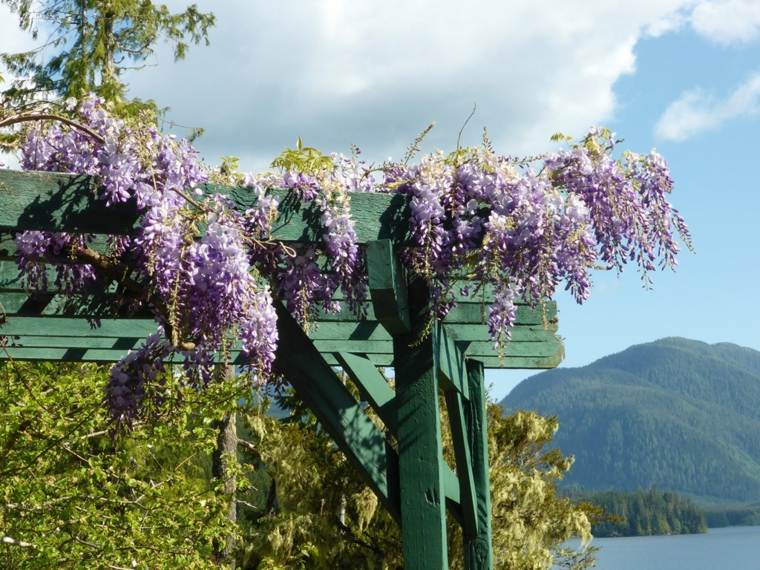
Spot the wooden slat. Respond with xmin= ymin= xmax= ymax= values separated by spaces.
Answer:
xmin=0 ymin=259 xmax=514 ymax=300
xmin=0 ymin=313 xmax=558 ymax=344
xmin=0 ymin=324 xmax=557 ymax=345
xmin=0 ymin=317 xmax=560 ymax=356
xmin=0 ymin=317 xmax=157 ymax=337
xmin=0 ymin=346 xmax=562 ymax=369
xmin=0 ymin=291 xmax=557 ymax=328
xmin=0 ymin=233 xmax=109 ymax=260
xmin=0 ymin=347 xmax=205 ymax=363
xmin=0 ymin=170 xmax=409 ymax=243
xmin=0 ymin=336 xmax=561 ymax=362
xmin=0 ymin=249 xmax=543 ymax=306
xmin=474 ymin=353 xmax=563 ymax=369
xmin=1 ymin=336 xmax=141 ymax=349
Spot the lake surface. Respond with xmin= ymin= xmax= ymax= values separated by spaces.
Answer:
xmin=572 ymin=526 xmax=760 ymax=569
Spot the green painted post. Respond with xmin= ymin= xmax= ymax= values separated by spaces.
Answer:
xmin=393 ymin=277 xmax=449 ymax=569
xmin=366 ymin=239 xmax=410 ymax=335
xmin=463 ymin=360 xmax=493 ymax=569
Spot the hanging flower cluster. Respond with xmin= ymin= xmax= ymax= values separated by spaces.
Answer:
xmin=385 ymin=132 xmax=691 ymax=344
xmin=11 ymin=99 xmax=691 ymax=423
xmin=106 ymin=332 xmax=170 ymax=424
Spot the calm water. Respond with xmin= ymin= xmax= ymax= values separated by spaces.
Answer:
xmin=570 ymin=526 xmax=760 ymax=569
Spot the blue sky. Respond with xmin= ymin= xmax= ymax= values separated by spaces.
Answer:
xmin=1 ymin=1 xmax=758 ymax=400
xmin=499 ymin=26 xmax=760 ymax=399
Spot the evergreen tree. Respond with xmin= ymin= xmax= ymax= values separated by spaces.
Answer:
xmin=568 ymin=488 xmax=708 ymax=537
xmin=235 ymin=396 xmax=595 ymax=569
xmin=1 ymin=0 xmax=214 ymax=114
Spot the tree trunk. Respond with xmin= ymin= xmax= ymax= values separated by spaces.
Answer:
xmin=212 ymin=368 xmax=238 ymax=567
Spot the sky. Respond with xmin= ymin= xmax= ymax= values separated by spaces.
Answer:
xmin=1 ymin=0 xmax=759 ymax=400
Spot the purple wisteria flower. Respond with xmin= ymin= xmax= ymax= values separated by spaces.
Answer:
xmin=106 ymin=332 xmax=170 ymax=424
xmin=12 ymin=99 xmax=691 ymax=421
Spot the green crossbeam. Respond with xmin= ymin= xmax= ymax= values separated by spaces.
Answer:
xmin=0 ymin=169 xmax=408 ymax=242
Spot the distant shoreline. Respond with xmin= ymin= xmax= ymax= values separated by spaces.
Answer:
xmin=557 ymin=526 xmax=760 ymax=570
xmin=566 ymin=488 xmax=707 ymax=538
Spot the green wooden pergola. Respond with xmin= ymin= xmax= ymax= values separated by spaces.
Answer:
xmin=0 ymin=169 xmax=565 ymax=569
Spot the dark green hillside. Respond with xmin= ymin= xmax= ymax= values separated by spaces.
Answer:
xmin=501 ymin=338 xmax=760 ymax=503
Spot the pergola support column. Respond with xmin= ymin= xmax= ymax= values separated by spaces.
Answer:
xmin=393 ymin=278 xmax=449 ymax=569
xmin=463 ymin=359 xmax=493 ymax=569
xmin=365 ymin=239 xmax=494 ymax=569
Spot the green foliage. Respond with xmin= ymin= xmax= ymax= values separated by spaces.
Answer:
xmin=212 ymin=155 xmax=244 ymax=185
xmin=0 ymin=361 xmax=241 ymax=569
xmin=235 ymin=395 xmax=594 ymax=570
xmin=402 ymin=122 xmax=435 ymax=165
xmin=235 ymin=392 xmax=402 ymax=569
xmin=503 ymin=337 xmax=760 ymax=504
xmin=568 ymin=488 xmax=707 ymax=537
xmin=477 ymin=409 xmax=593 ymax=570
xmin=0 ymin=0 xmax=214 ymax=113
xmin=550 ymin=132 xmax=573 ymax=143
xmin=271 ymin=137 xmax=335 ymax=175
xmin=0 ymin=360 xmax=596 ymax=569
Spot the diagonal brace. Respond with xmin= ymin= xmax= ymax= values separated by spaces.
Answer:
xmin=274 ymin=304 xmax=400 ymax=521
xmin=336 ymin=350 xmax=463 ymax=511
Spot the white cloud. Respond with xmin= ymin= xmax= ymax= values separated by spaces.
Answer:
xmin=6 ymin=0 xmax=750 ymax=167
xmin=644 ymin=0 xmax=760 ymax=44
xmin=644 ymin=3 xmax=696 ymax=37
xmin=655 ymin=73 xmax=760 ymax=140
xmin=115 ymin=0 xmax=699 ymax=169
xmin=690 ymin=0 xmax=760 ymax=44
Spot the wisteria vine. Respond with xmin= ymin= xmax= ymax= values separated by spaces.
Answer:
xmin=7 ymin=97 xmax=691 ymax=424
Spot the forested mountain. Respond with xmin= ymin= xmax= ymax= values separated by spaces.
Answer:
xmin=501 ymin=337 xmax=760 ymax=503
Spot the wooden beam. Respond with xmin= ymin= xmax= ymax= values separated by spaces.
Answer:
xmin=393 ymin=278 xmax=449 ymax=569
xmin=273 ymin=303 xmax=401 ymax=521
xmin=463 ymin=360 xmax=494 ymax=569
xmin=438 ymin=328 xmax=483 ymax=551
xmin=438 ymin=325 xmax=469 ymax=399
xmin=366 ymin=239 xmax=410 ymax=335
xmin=335 ymin=351 xmax=397 ymax=431
xmin=0 ymin=171 xmax=138 ymax=234
xmin=335 ymin=351 xmax=465 ymax=514
xmin=0 ymin=170 xmax=409 ymax=243
xmin=0 ymin=288 xmax=557 ymax=327
xmin=445 ymin=389 xmax=479 ymax=539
